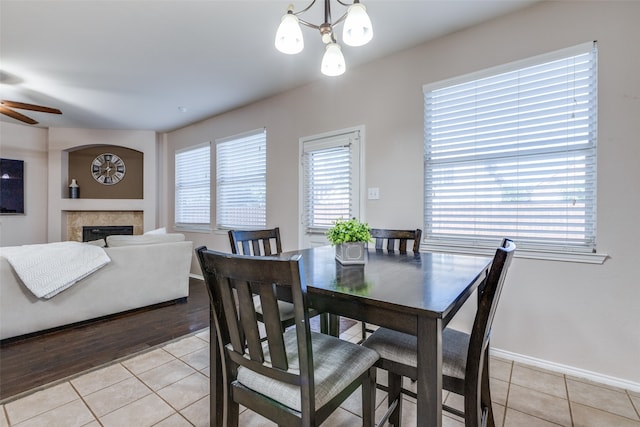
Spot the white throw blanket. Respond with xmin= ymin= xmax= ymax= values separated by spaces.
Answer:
xmin=0 ymin=241 xmax=111 ymax=299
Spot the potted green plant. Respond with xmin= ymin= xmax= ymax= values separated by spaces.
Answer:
xmin=326 ymin=217 xmax=372 ymax=265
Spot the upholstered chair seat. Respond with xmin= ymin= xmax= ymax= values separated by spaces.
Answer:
xmin=237 ymin=328 xmax=379 ymax=412
xmin=363 ymin=326 xmax=469 ymax=381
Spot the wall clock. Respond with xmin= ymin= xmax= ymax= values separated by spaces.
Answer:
xmin=91 ymin=153 xmax=126 ymax=185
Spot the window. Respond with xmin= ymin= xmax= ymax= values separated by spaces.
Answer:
xmin=424 ymin=42 xmax=598 ymax=259
xmin=175 ymin=143 xmax=211 ymax=230
xmin=216 ymin=129 xmax=266 ymax=229
xmin=301 ymin=129 xmax=362 ymax=234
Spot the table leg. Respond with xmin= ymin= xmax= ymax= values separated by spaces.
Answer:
xmin=417 ymin=316 xmax=443 ymax=427
xmin=328 ymin=313 xmax=340 ymax=337
xmin=210 ymin=316 xmax=224 ymax=427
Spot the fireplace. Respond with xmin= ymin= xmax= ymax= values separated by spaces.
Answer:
xmin=65 ymin=211 xmax=143 ymax=241
xmin=83 ymin=225 xmax=133 ymax=242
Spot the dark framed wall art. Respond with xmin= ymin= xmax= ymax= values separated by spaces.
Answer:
xmin=0 ymin=158 xmax=25 ymax=214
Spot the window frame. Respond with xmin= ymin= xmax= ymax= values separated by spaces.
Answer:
xmin=215 ymin=128 xmax=267 ymax=230
xmin=298 ymin=126 xmax=364 ymax=248
xmin=174 ymin=142 xmax=211 ymax=232
xmin=422 ymin=42 xmax=606 ymax=264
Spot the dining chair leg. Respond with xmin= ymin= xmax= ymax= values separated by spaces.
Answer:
xmin=362 ymin=368 xmax=377 ymax=426
xmin=387 ymin=372 xmax=403 ymax=427
xmin=227 ymin=392 xmax=240 ymax=426
xmin=360 ymin=322 xmax=368 ymax=343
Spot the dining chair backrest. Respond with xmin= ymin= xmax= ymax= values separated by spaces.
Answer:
xmin=196 ymin=248 xmax=315 ymax=411
xmin=228 ymin=227 xmax=282 ymax=256
xmin=462 ymin=238 xmax=516 ymax=425
xmin=228 ymin=226 xmax=327 ymax=333
xmin=195 ymin=246 xmax=378 ymax=426
xmin=358 ymin=228 xmax=423 ymax=343
xmin=370 ymin=228 xmax=422 ymax=252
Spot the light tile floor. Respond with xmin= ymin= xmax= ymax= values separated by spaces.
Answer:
xmin=1 ymin=324 xmax=639 ymax=426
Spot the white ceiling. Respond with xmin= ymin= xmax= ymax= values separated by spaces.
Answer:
xmin=0 ymin=0 xmax=538 ymax=132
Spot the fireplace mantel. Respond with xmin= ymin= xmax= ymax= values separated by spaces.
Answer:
xmin=61 ymin=199 xmax=145 ymax=211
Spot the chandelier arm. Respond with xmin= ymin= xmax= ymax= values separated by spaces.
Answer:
xmin=291 ymin=0 xmax=318 ymax=16
xmin=332 ymin=12 xmax=349 ymax=27
xmin=297 ymin=18 xmax=321 ymax=30
xmin=292 ymin=0 xmax=352 ymax=30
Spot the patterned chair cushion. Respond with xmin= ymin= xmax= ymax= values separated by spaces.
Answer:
xmin=237 ymin=329 xmax=379 ymax=412
xmin=363 ymin=326 xmax=469 ymax=380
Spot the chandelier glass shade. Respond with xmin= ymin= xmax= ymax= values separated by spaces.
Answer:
xmin=321 ymin=43 xmax=346 ymax=76
xmin=342 ymin=3 xmax=373 ymax=47
xmin=274 ymin=0 xmax=373 ymax=76
xmin=275 ymin=13 xmax=304 ymax=54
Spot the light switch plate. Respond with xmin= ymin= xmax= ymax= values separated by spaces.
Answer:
xmin=368 ymin=187 xmax=380 ymax=200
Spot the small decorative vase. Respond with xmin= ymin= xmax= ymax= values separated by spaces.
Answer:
xmin=335 ymin=242 xmax=366 ymax=265
xmin=69 ymin=179 xmax=80 ymax=199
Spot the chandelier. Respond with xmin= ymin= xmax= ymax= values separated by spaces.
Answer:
xmin=275 ymin=0 xmax=373 ymax=76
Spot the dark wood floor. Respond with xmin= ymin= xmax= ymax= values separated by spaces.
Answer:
xmin=0 ymin=278 xmax=210 ymax=401
xmin=0 ymin=278 xmax=356 ymax=402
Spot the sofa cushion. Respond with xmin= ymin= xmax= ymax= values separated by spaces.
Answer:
xmin=106 ymin=233 xmax=185 ymax=247
xmin=144 ymin=227 xmax=166 ymax=235
xmin=85 ymin=238 xmax=106 ymax=247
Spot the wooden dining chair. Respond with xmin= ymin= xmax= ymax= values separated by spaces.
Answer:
xmin=370 ymin=228 xmax=422 ymax=253
xmin=362 ymin=239 xmax=516 ymax=427
xmin=196 ymin=247 xmax=379 ymax=426
xmin=228 ymin=227 xmax=327 ymax=333
xmin=360 ymin=228 xmax=423 ymax=342
xmin=228 ymin=227 xmax=282 ymax=256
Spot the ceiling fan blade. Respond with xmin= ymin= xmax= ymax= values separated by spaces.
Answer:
xmin=0 ymin=106 xmax=39 ymax=125
xmin=1 ymin=100 xmax=62 ymax=114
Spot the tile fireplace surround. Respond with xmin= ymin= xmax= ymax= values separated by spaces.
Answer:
xmin=66 ymin=211 xmax=143 ymax=242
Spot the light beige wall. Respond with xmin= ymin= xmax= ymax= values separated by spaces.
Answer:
xmin=166 ymin=1 xmax=640 ymax=385
xmin=0 ymin=122 xmax=49 ymax=246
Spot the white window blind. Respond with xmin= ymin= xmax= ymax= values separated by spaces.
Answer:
xmin=175 ymin=143 xmax=210 ymax=227
xmin=424 ymin=42 xmax=598 ymax=253
xmin=216 ymin=129 xmax=266 ymax=229
xmin=302 ymin=132 xmax=358 ymax=232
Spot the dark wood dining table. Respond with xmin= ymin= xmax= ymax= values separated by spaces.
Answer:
xmin=208 ymin=245 xmax=492 ymax=427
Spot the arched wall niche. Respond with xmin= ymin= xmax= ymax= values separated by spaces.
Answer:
xmin=67 ymin=145 xmax=144 ymax=199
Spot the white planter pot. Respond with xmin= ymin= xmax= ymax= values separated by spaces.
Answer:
xmin=335 ymin=242 xmax=366 ymax=265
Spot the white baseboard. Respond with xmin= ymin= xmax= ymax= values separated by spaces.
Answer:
xmin=491 ymin=348 xmax=640 ymax=393
xmin=189 ymin=273 xmax=204 ymax=280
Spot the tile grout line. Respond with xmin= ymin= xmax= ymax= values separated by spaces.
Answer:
xmin=565 ymin=375 xmax=640 ymax=423
xmin=0 ymin=328 xmax=210 ymax=406
xmin=69 ymin=380 xmax=104 ymax=427
xmin=135 ymin=339 xmax=209 ymax=426
xmin=564 ymin=374 xmax=575 ymax=427
xmin=1 ymin=404 xmax=11 ymax=427
xmin=628 ymin=390 xmax=640 ymax=420
xmin=499 ymin=359 xmax=514 ymax=427
xmin=4 ymin=330 xmax=637 ymax=427
xmin=7 ymin=334 xmax=208 ymax=427
xmin=90 ymin=338 xmax=206 ymax=427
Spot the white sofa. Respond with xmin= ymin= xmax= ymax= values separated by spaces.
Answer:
xmin=0 ymin=233 xmax=193 ymax=340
